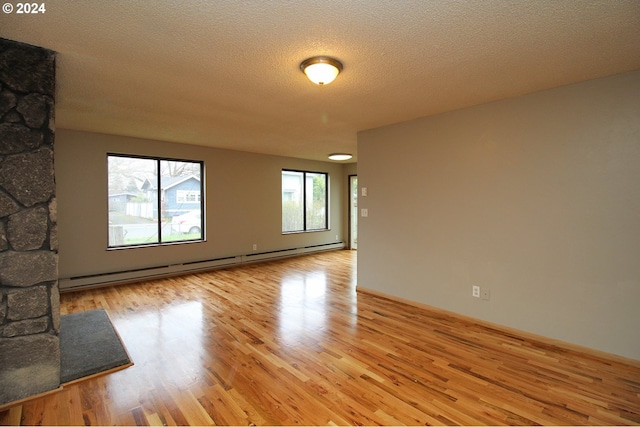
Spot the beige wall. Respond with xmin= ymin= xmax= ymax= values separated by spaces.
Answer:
xmin=55 ymin=130 xmax=350 ymax=283
xmin=357 ymin=70 xmax=640 ymax=360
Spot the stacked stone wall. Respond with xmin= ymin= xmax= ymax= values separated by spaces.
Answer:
xmin=0 ymin=38 xmax=59 ymax=405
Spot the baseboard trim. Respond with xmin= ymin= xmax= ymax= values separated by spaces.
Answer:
xmin=60 ymin=243 xmax=345 ymax=292
xmin=356 ymin=286 xmax=640 ymax=368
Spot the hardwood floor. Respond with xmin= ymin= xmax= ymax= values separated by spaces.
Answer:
xmin=2 ymin=250 xmax=639 ymax=425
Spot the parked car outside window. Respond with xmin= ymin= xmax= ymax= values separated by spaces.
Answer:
xmin=171 ymin=210 xmax=201 ymax=234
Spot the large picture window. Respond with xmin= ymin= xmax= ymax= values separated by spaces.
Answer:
xmin=108 ymin=154 xmax=204 ymax=247
xmin=282 ymin=169 xmax=328 ymax=233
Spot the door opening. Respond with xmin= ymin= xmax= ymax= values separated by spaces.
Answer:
xmin=349 ymin=175 xmax=358 ymax=250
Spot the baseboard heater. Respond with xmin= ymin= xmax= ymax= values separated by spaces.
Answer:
xmin=59 ymin=242 xmax=344 ymax=291
xmin=242 ymin=242 xmax=343 ymax=262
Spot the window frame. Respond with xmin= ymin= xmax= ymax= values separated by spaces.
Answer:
xmin=107 ymin=153 xmax=205 ymax=249
xmin=281 ymin=169 xmax=329 ymax=234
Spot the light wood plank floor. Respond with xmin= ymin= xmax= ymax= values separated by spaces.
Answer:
xmin=2 ymin=250 xmax=639 ymax=425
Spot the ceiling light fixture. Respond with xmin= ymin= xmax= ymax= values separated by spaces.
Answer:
xmin=328 ymin=153 xmax=352 ymax=161
xmin=300 ymin=56 xmax=343 ymax=85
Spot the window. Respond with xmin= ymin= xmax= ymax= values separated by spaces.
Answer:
xmin=108 ymin=154 xmax=204 ymax=247
xmin=176 ymin=190 xmax=201 ymax=204
xmin=282 ymin=169 xmax=328 ymax=233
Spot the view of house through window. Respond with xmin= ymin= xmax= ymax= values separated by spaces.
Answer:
xmin=108 ymin=154 xmax=204 ymax=247
xmin=282 ymin=170 xmax=328 ymax=233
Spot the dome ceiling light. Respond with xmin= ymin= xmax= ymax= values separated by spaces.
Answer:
xmin=300 ymin=56 xmax=343 ymax=85
xmin=328 ymin=153 xmax=352 ymax=161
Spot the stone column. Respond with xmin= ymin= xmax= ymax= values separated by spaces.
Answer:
xmin=0 ymin=38 xmax=60 ymax=405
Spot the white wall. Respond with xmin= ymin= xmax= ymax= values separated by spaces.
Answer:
xmin=357 ymin=70 xmax=640 ymax=360
xmin=55 ymin=130 xmax=349 ymax=285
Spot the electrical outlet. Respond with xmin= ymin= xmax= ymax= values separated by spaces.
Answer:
xmin=252 ymin=244 xmax=257 ymax=251
xmin=472 ymin=285 xmax=480 ymax=298
xmin=481 ymin=289 xmax=490 ymax=301
xmin=361 ymin=208 xmax=368 ymax=217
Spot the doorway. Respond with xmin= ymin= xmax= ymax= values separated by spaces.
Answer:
xmin=349 ymin=175 xmax=358 ymax=250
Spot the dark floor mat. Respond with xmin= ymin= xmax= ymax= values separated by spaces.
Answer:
xmin=59 ymin=309 xmax=132 ymax=384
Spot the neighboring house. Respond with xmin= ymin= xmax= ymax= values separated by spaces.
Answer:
xmin=141 ymin=175 xmax=202 ymax=218
xmin=282 ymin=170 xmax=302 ymax=203
xmin=162 ymin=175 xmax=201 ymax=216
xmin=107 ymin=193 xmax=138 ymax=212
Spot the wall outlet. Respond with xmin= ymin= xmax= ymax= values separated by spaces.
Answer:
xmin=361 ymin=208 xmax=368 ymax=217
xmin=472 ymin=285 xmax=480 ymax=298
xmin=481 ymin=289 xmax=491 ymax=301
xmin=252 ymin=244 xmax=257 ymax=251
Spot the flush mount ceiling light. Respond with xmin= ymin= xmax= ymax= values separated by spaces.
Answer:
xmin=328 ymin=153 xmax=352 ymax=161
xmin=300 ymin=56 xmax=343 ymax=85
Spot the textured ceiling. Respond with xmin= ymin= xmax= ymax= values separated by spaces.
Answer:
xmin=2 ymin=0 xmax=640 ymax=162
